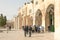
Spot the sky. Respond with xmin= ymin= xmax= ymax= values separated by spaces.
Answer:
xmin=0 ymin=0 xmax=30 ymax=20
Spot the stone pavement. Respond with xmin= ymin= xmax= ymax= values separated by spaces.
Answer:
xmin=0 ymin=29 xmax=54 ymax=40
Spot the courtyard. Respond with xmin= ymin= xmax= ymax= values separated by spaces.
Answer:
xmin=0 ymin=29 xmax=54 ymax=40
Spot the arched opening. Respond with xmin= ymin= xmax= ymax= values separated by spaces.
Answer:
xmin=45 ymin=4 xmax=55 ymax=32
xmin=35 ymin=9 xmax=42 ymax=26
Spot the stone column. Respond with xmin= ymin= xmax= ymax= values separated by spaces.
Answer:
xmin=32 ymin=0 xmax=35 ymax=26
xmin=25 ymin=16 xmax=27 ymax=26
xmin=23 ymin=16 xmax=26 ymax=26
xmin=14 ymin=17 xmax=18 ymax=30
xmin=18 ymin=17 xmax=20 ymax=30
xmin=55 ymin=0 xmax=60 ymax=40
xmin=42 ymin=3 xmax=45 ymax=32
xmin=22 ymin=16 xmax=24 ymax=26
xmin=42 ymin=12 xmax=45 ymax=31
xmin=33 ymin=14 xmax=35 ymax=25
xmin=17 ymin=17 xmax=19 ymax=30
xmin=14 ymin=17 xmax=16 ymax=30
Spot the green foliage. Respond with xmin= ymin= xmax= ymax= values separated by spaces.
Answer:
xmin=0 ymin=14 xmax=7 ymax=27
xmin=49 ymin=14 xmax=55 ymax=32
xmin=50 ymin=25 xmax=55 ymax=32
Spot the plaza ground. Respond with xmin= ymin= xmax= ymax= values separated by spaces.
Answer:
xmin=0 ymin=29 xmax=54 ymax=40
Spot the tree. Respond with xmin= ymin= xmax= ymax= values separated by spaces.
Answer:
xmin=3 ymin=16 xmax=7 ymax=25
xmin=0 ymin=14 xmax=7 ymax=27
xmin=0 ymin=14 xmax=3 ymax=26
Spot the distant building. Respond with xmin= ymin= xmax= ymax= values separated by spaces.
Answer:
xmin=6 ymin=20 xmax=14 ymax=28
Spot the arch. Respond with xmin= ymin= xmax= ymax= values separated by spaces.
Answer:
xmin=35 ymin=9 xmax=42 ymax=26
xmin=45 ymin=4 xmax=54 ymax=32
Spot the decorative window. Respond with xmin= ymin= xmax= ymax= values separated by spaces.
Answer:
xmin=29 ymin=9 xmax=31 ymax=13
xmin=31 ymin=0 xmax=34 ymax=3
xmin=36 ymin=1 xmax=38 ymax=5
xmin=36 ymin=9 xmax=42 ymax=16
xmin=24 ymin=3 xmax=26 ymax=5
xmin=42 ymin=0 xmax=44 ymax=2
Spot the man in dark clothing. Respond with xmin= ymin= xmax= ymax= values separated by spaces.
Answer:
xmin=48 ymin=26 xmax=50 ymax=32
xmin=22 ymin=26 xmax=24 ymax=30
xmin=9 ymin=26 xmax=11 ymax=31
xmin=24 ymin=25 xmax=28 ymax=37
xmin=34 ymin=25 xmax=37 ymax=32
xmin=28 ymin=25 xmax=32 ymax=37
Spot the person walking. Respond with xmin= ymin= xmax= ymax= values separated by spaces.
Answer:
xmin=39 ymin=25 xmax=44 ymax=33
xmin=32 ymin=25 xmax=35 ymax=33
xmin=6 ymin=25 xmax=9 ymax=33
xmin=24 ymin=25 xmax=28 ymax=37
xmin=9 ymin=26 xmax=11 ymax=31
xmin=28 ymin=25 xmax=32 ymax=37
xmin=48 ymin=25 xmax=50 ymax=32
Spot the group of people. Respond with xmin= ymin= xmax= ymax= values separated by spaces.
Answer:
xmin=22 ymin=25 xmax=44 ymax=37
xmin=22 ymin=25 xmax=32 ymax=37
xmin=32 ymin=25 xmax=44 ymax=33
